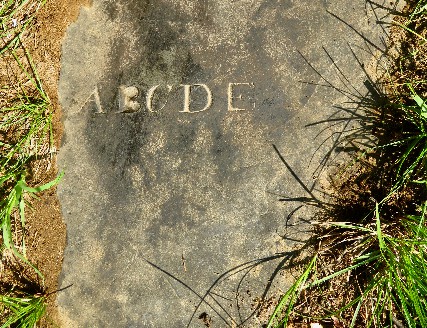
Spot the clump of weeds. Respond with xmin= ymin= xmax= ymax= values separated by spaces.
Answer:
xmin=268 ymin=1 xmax=427 ymax=327
xmin=0 ymin=0 xmax=62 ymax=326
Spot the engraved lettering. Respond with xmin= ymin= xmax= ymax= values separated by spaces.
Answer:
xmin=227 ymin=83 xmax=254 ymax=111
xmin=179 ymin=84 xmax=213 ymax=113
xmin=146 ymin=85 xmax=173 ymax=113
xmin=80 ymin=85 xmax=105 ymax=114
xmin=117 ymin=85 xmax=141 ymax=113
xmin=82 ymin=82 xmax=255 ymax=115
xmin=93 ymin=86 xmax=105 ymax=114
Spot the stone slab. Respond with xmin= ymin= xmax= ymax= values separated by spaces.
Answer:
xmin=57 ymin=1 xmax=398 ymax=327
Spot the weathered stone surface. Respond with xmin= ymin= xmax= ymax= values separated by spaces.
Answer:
xmin=57 ymin=1 xmax=398 ymax=327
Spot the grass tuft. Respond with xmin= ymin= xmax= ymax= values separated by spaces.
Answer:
xmin=268 ymin=1 xmax=427 ymax=327
xmin=0 ymin=293 xmax=46 ymax=328
xmin=0 ymin=0 xmax=61 ymax=326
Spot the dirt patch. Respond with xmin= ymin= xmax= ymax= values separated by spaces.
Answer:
xmin=0 ymin=0 xmax=91 ymax=326
xmin=29 ymin=0 xmax=92 ymax=325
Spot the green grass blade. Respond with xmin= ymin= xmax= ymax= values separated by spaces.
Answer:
xmin=267 ymin=255 xmax=317 ymax=328
xmin=375 ymin=203 xmax=385 ymax=251
xmin=20 ymin=171 xmax=64 ymax=193
xmin=309 ymin=254 xmax=380 ymax=287
xmin=1 ymin=294 xmax=46 ymax=328
xmin=395 ymin=21 xmax=427 ymax=43
xmin=349 ymin=298 xmax=363 ymax=328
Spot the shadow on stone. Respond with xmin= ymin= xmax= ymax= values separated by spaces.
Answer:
xmin=144 ymin=251 xmax=302 ymax=328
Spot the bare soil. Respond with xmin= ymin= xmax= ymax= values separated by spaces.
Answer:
xmin=0 ymin=1 xmax=90 ymax=326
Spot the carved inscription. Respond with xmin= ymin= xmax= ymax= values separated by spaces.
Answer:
xmin=146 ymin=85 xmax=173 ymax=113
xmin=117 ymin=86 xmax=141 ymax=113
xmin=228 ymin=83 xmax=254 ymax=111
xmin=180 ymin=84 xmax=213 ymax=113
xmin=85 ymin=83 xmax=254 ymax=114
xmin=82 ymin=86 xmax=105 ymax=114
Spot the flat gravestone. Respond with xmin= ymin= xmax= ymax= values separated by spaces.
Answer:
xmin=57 ymin=1 xmax=397 ymax=327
